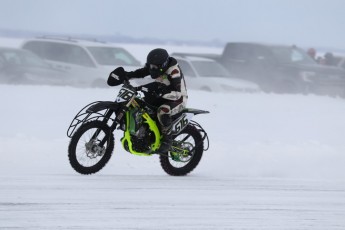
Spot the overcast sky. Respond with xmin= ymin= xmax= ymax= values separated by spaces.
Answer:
xmin=0 ymin=0 xmax=344 ymax=48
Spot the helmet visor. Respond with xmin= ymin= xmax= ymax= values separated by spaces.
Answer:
xmin=149 ymin=64 xmax=160 ymax=70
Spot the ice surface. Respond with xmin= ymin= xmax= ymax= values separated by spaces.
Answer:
xmin=0 ymin=39 xmax=345 ymax=229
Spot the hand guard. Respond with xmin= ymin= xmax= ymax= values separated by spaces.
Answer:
xmin=107 ymin=67 xmax=127 ymax=86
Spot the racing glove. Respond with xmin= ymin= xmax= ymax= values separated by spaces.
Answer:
xmin=107 ymin=67 xmax=127 ymax=86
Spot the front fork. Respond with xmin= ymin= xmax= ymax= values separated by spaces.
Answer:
xmin=91 ymin=109 xmax=117 ymax=148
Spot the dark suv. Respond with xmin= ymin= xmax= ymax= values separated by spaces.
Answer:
xmin=218 ymin=42 xmax=345 ymax=95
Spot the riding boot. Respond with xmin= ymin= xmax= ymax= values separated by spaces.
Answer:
xmin=157 ymin=128 xmax=172 ymax=154
xmin=157 ymin=115 xmax=172 ymax=154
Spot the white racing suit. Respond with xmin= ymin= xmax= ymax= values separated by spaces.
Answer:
xmin=108 ymin=57 xmax=188 ymax=153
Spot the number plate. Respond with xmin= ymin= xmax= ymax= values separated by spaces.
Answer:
xmin=116 ymin=88 xmax=135 ymax=103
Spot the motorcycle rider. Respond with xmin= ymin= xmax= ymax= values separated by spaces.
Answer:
xmin=107 ymin=48 xmax=188 ymax=154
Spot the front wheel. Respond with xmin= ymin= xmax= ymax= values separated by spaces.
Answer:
xmin=159 ymin=125 xmax=204 ymax=176
xmin=68 ymin=120 xmax=114 ymax=175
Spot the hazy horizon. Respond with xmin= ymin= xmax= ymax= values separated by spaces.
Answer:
xmin=0 ymin=0 xmax=344 ymax=49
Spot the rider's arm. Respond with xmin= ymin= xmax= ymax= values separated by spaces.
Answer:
xmin=108 ymin=66 xmax=150 ymax=86
xmin=126 ymin=66 xmax=150 ymax=79
xmin=169 ymin=67 xmax=182 ymax=92
xmin=161 ymin=63 xmax=183 ymax=101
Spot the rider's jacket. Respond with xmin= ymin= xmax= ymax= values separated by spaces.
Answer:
xmin=126 ymin=57 xmax=188 ymax=102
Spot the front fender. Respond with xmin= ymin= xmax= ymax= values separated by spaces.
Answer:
xmin=67 ymin=101 xmax=118 ymax=138
xmin=86 ymin=101 xmax=119 ymax=113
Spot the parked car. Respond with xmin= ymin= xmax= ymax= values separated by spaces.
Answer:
xmin=217 ymin=42 xmax=345 ymax=96
xmin=172 ymin=54 xmax=261 ymax=93
xmin=0 ymin=47 xmax=72 ymax=86
xmin=21 ymin=37 xmax=142 ymax=87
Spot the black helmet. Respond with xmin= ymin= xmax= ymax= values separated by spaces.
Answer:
xmin=146 ymin=48 xmax=170 ymax=79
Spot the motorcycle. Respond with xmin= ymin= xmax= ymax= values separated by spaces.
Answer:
xmin=67 ymin=78 xmax=209 ymax=176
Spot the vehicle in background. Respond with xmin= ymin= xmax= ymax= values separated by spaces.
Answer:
xmin=172 ymin=54 xmax=261 ymax=93
xmin=217 ymin=42 xmax=345 ymax=96
xmin=0 ymin=47 xmax=72 ymax=86
xmin=21 ymin=37 xmax=142 ymax=88
xmin=335 ymin=55 xmax=345 ymax=70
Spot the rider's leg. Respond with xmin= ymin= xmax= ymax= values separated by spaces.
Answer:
xmin=157 ymin=105 xmax=172 ymax=153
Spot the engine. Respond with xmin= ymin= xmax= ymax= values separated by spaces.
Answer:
xmin=126 ymin=108 xmax=155 ymax=153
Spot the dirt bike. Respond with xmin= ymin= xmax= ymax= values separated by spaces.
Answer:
xmin=67 ymin=78 xmax=209 ymax=176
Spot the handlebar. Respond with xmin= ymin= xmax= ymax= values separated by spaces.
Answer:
xmin=123 ymin=76 xmax=130 ymax=85
xmin=121 ymin=77 xmax=142 ymax=94
xmin=121 ymin=77 xmax=165 ymax=98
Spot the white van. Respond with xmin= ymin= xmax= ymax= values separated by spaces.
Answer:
xmin=21 ymin=37 xmax=142 ymax=87
xmin=174 ymin=55 xmax=261 ymax=93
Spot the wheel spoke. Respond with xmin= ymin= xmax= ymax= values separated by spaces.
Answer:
xmin=169 ymin=133 xmax=195 ymax=167
xmin=68 ymin=120 xmax=114 ymax=175
xmin=75 ymin=128 xmax=107 ymax=167
xmin=159 ymin=125 xmax=204 ymax=176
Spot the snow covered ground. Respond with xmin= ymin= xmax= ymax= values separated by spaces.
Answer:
xmin=1 ymin=38 xmax=345 ymax=229
xmin=1 ymin=84 xmax=345 ymax=229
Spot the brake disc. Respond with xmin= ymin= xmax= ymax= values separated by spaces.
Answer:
xmin=85 ymin=139 xmax=106 ymax=158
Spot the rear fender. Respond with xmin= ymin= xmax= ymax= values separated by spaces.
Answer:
xmin=171 ymin=108 xmax=209 ymax=135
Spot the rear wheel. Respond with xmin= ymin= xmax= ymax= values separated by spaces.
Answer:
xmin=159 ymin=125 xmax=203 ymax=176
xmin=68 ymin=120 xmax=114 ymax=175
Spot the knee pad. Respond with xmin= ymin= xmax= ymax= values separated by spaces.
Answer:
xmin=157 ymin=105 xmax=172 ymax=127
